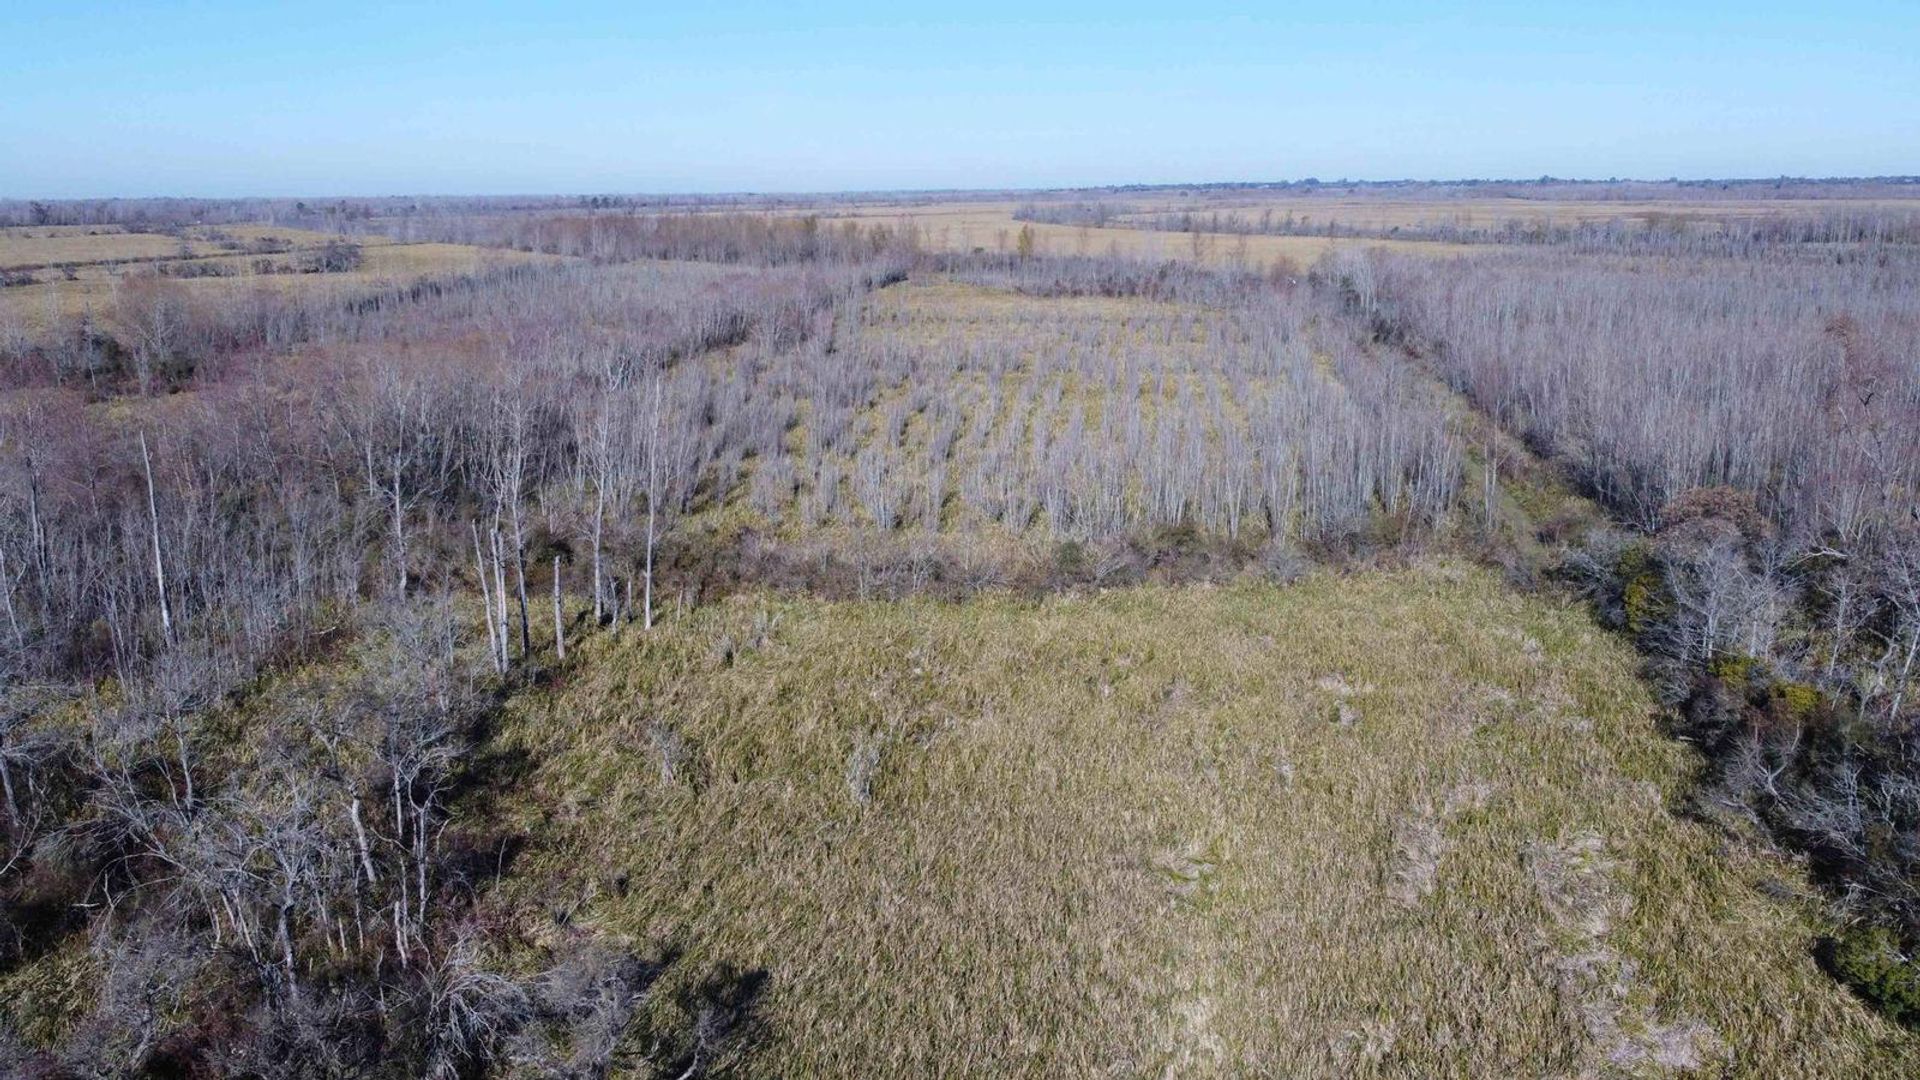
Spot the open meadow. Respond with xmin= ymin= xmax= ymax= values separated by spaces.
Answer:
xmin=777 ymin=198 xmax=1477 ymax=268
xmin=488 ymin=567 xmax=1917 ymax=1076
xmin=741 ymin=180 xmax=1920 ymax=271
xmin=0 ymin=221 xmax=569 ymax=335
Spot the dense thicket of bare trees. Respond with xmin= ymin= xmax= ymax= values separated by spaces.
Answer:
xmin=1372 ymin=248 xmax=1918 ymax=535
xmin=1368 ymin=244 xmax=1918 ymax=677
xmin=0 ymin=220 xmax=891 ymax=1073
xmin=750 ymin=256 xmax=1459 ymax=544
xmin=438 ymin=211 xmax=927 ymax=266
xmin=1101 ymin=205 xmax=1920 ymax=252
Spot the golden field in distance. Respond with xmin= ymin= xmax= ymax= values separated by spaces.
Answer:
xmin=0 ymin=223 xmax=570 ymax=332
xmin=773 ymin=188 xmax=1920 ymax=270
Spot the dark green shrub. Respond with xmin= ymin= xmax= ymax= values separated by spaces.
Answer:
xmin=1616 ymin=541 xmax=1666 ymax=636
xmin=1827 ymin=926 xmax=1920 ymax=1028
xmin=1053 ymin=539 xmax=1088 ymax=579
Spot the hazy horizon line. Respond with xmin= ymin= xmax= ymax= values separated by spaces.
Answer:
xmin=8 ymin=173 xmax=1920 ymax=206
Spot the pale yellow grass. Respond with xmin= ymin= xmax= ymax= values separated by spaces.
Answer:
xmin=494 ymin=564 xmax=1919 ymax=1077
xmin=0 ymin=240 xmax=571 ymax=332
xmin=204 ymin=223 xmax=398 ymax=248
xmin=804 ymin=200 xmax=1474 ymax=269
xmin=0 ymin=227 xmax=196 ymax=269
xmin=1085 ymin=193 xmax=1920 ymax=231
xmin=788 ymin=190 xmax=1920 ymax=271
xmin=0 ymin=223 xmax=405 ymax=271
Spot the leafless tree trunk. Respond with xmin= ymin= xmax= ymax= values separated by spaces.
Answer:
xmin=491 ymin=522 xmax=511 ymax=666
xmin=0 ymin=545 xmax=22 ymax=651
xmin=391 ymin=452 xmax=409 ymax=596
xmin=139 ymin=430 xmax=174 ymax=643
xmin=1888 ymin=541 xmax=1920 ymax=721
xmin=591 ymin=474 xmax=607 ymax=626
xmin=472 ymin=522 xmax=505 ymax=674
xmin=643 ymin=377 xmax=663 ymax=631
xmin=552 ymin=555 xmax=566 ymax=661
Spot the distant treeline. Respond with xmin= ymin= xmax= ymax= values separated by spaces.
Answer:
xmin=402 ymin=211 xmax=930 ymax=266
xmin=1030 ymin=175 xmax=1920 ymax=201
xmin=1014 ymin=202 xmax=1920 ymax=251
xmin=10 ymin=174 xmax=1920 ymax=231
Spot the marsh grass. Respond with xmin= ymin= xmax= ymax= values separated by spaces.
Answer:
xmin=0 ymin=227 xmax=567 ymax=331
xmin=490 ymin=563 xmax=1919 ymax=1076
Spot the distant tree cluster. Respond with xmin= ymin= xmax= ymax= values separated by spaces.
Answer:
xmin=1010 ymin=201 xmax=1136 ymax=227
xmin=441 ymin=211 xmax=928 ymax=267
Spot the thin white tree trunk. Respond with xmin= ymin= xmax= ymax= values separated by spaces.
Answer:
xmin=390 ymin=454 xmax=407 ymax=596
xmin=139 ymin=431 xmax=173 ymax=643
xmin=552 ymin=554 xmax=566 ymax=660
xmin=644 ymin=378 xmax=662 ymax=630
xmin=472 ymin=522 xmax=503 ymax=673
xmin=491 ymin=523 xmax=511 ymax=664
xmin=0 ymin=545 xmax=22 ymax=650
xmin=1891 ymin=624 xmax=1919 ymax=722
xmin=591 ymin=482 xmax=606 ymax=625
xmin=348 ymin=791 xmax=379 ymax=885
xmin=511 ymin=505 xmax=532 ymax=656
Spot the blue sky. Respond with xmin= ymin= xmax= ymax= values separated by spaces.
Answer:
xmin=2 ymin=1 xmax=1915 ymax=197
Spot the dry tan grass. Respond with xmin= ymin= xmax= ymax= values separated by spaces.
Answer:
xmin=1082 ymin=192 xmax=1920 ymax=231
xmin=0 ymin=227 xmax=197 ymax=269
xmin=799 ymin=200 xmax=1474 ymax=269
xmin=0 ymin=223 xmax=403 ymax=271
xmin=0 ymin=236 xmax=570 ymax=332
xmin=206 ymin=223 xmax=398 ymax=249
xmin=786 ymin=189 xmax=1920 ymax=271
xmin=491 ymin=564 xmax=1919 ymax=1077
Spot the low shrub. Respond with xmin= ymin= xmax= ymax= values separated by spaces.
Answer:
xmin=1826 ymin=926 xmax=1920 ymax=1028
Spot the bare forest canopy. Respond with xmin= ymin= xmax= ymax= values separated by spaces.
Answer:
xmin=2 ymin=183 xmax=1919 ymax=1075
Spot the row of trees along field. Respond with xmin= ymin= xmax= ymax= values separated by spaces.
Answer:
xmin=1014 ymin=200 xmax=1920 ymax=252
xmin=1355 ymin=238 xmax=1920 ymax=1015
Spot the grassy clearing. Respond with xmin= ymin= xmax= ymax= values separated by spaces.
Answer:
xmin=794 ymin=201 xmax=1476 ymax=269
xmin=0 ymin=235 xmax=569 ymax=331
xmin=1078 ymin=193 xmax=1920 ymax=233
xmin=0 ymin=223 xmax=401 ymax=270
xmin=490 ymin=563 xmax=1918 ymax=1076
xmin=797 ymin=193 xmax=1920 ymax=269
xmin=0 ymin=227 xmax=196 ymax=269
